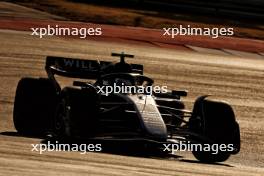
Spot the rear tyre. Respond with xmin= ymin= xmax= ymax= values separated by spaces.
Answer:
xmin=54 ymin=86 xmax=99 ymax=138
xmin=13 ymin=78 xmax=58 ymax=136
xmin=189 ymin=96 xmax=240 ymax=163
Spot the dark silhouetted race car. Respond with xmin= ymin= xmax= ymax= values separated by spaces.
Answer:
xmin=13 ymin=52 xmax=240 ymax=162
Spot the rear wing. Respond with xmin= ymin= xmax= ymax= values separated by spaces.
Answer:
xmin=45 ymin=56 xmax=143 ymax=79
xmin=46 ymin=56 xmax=101 ymax=79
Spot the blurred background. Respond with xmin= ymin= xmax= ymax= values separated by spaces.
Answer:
xmin=3 ymin=0 xmax=264 ymax=40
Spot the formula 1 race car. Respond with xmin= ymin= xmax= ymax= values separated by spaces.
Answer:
xmin=13 ymin=52 xmax=240 ymax=162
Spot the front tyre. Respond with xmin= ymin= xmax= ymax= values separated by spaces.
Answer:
xmin=189 ymin=96 xmax=240 ymax=163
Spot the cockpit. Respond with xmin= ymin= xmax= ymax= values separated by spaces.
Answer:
xmin=96 ymin=73 xmax=153 ymax=87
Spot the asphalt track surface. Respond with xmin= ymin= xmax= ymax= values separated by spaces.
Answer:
xmin=0 ymin=2 xmax=264 ymax=176
xmin=0 ymin=29 xmax=264 ymax=176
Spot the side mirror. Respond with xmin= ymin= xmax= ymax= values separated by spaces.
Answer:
xmin=172 ymin=90 xmax=188 ymax=97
